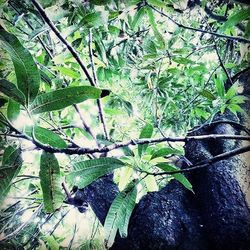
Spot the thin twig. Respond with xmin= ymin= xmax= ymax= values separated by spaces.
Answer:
xmin=148 ymin=4 xmax=250 ymax=44
xmin=3 ymin=131 xmax=250 ymax=155
xmin=182 ymin=66 xmax=219 ymax=110
xmin=32 ymin=0 xmax=109 ymax=140
xmin=213 ymin=40 xmax=233 ymax=86
xmin=9 ymin=1 xmax=53 ymax=59
xmin=68 ymin=223 xmax=77 ymax=250
xmin=204 ymin=4 xmax=245 ymax=32
xmin=2 ymin=112 xmax=250 ymax=155
xmin=190 ymin=119 xmax=250 ymax=134
xmin=31 ymin=0 xmax=95 ymax=85
xmin=49 ymin=210 xmax=70 ymax=235
xmin=0 ymin=204 xmax=42 ymax=242
xmin=143 ymin=144 xmax=250 ymax=176
xmin=88 ymin=29 xmax=109 ymax=140
xmin=62 ymin=182 xmax=71 ymax=199
xmin=73 ymin=104 xmax=96 ymax=140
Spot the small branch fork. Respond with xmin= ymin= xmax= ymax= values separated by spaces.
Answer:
xmin=1 ymin=114 xmax=250 ymax=155
xmin=31 ymin=0 xmax=109 ymax=140
xmin=141 ymin=143 xmax=250 ymax=176
xmin=3 ymin=1 xmax=250 ymax=176
xmin=88 ymin=29 xmax=109 ymax=140
xmin=31 ymin=0 xmax=94 ymax=85
xmin=213 ymin=38 xmax=233 ymax=86
xmin=148 ymin=4 xmax=250 ymax=44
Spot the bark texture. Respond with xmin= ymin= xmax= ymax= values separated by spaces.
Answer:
xmin=74 ymin=69 xmax=250 ymax=249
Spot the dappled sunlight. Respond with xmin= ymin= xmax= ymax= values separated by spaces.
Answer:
xmin=0 ymin=0 xmax=249 ymax=249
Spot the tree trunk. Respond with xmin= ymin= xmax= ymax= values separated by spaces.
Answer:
xmin=74 ymin=69 xmax=250 ymax=249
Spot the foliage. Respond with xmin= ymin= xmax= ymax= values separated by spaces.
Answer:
xmin=39 ymin=151 xmax=64 ymax=213
xmin=0 ymin=0 xmax=249 ymax=248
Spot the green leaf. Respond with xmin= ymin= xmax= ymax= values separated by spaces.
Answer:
xmin=221 ymin=8 xmax=250 ymax=31
xmin=200 ymin=89 xmax=216 ymax=101
xmin=97 ymin=67 xmax=105 ymax=81
xmin=42 ymin=235 xmax=59 ymax=250
xmin=224 ymin=63 xmax=236 ymax=69
xmin=245 ymin=19 xmax=250 ymax=37
xmin=143 ymin=174 xmax=158 ymax=192
xmin=7 ymin=99 xmax=20 ymax=121
xmin=0 ymin=146 xmax=22 ymax=204
xmin=156 ymin=163 xmax=193 ymax=192
xmin=225 ymin=83 xmax=237 ymax=100
xmin=104 ymin=183 xmax=137 ymax=248
xmin=229 ymin=95 xmax=248 ymax=104
xmin=118 ymin=166 xmax=134 ymax=190
xmin=214 ymin=77 xmax=225 ymax=97
xmin=66 ymin=158 xmax=125 ymax=189
xmin=0 ymin=28 xmax=40 ymax=105
xmin=118 ymin=185 xmax=137 ymax=237
xmin=30 ymin=86 xmax=110 ymax=114
xmin=228 ymin=103 xmax=246 ymax=115
xmin=132 ymin=7 xmax=146 ymax=30
xmin=138 ymin=123 xmax=153 ymax=158
xmin=147 ymin=0 xmax=166 ymax=8
xmin=122 ymin=99 xmax=133 ymax=116
xmin=151 ymin=147 xmax=182 ymax=160
xmin=55 ymin=66 xmax=81 ymax=79
xmin=108 ymin=25 xmax=121 ymax=36
xmin=39 ymin=152 xmax=64 ymax=213
xmin=172 ymin=57 xmax=193 ymax=65
xmin=25 ymin=126 xmax=67 ymax=149
xmin=146 ymin=7 xmax=165 ymax=49
xmin=0 ymin=79 xmax=26 ymax=105
xmin=80 ymin=11 xmax=107 ymax=28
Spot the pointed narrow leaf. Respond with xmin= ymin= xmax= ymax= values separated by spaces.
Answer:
xmin=0 ymin=79 xmax=25 ymax=105
xmin=25 ymin=126 xmax=67 ymax=149
xmin=7 ymin=99 xmax=20 ymax=121
xmin=157 ymin=163 xmax=193 ymax=192
xmin=132 ymin=7 xmax=146 ymax=30
xmin=104 ymin=183 xmax=137 ymax=248
xmin=151 ymin=147 xmax=183 ymax=160
xmin=200 ymin=90 xmax=216 ymax=101
xmin=118 ymin=186 xmax=137 ymax=237
xmin=138 ymin=123 xmax=153 ymax=158
xmin=225 ymin=83 xmax=237 ymax=100
xmin=66 ymin=158 xmax=125 ymax=189
xmin=30 ymin=86 xmax=110 ymax=114
xmin=39 ymin=152 xmax=64 ymax=213
xmin=0 ymin=146 xmax=22 ymax=204
xmin=146 ymin=7 xmax=165 ymax=49
xmin=221 ymin=8 xmax=250 ymax=31
xmin=0 ymin=29 xmax=40 ymax=105
xmin=214 ymin=77 xmax=225 ymax=97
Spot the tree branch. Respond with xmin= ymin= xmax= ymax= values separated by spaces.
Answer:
xmin=148 ymin=4 xmax=250 ymax=44
xmin=213 ymin=40 xmax=233 ymax=86
xmin=31 ymin=0 xmax=95 ymax=86
xmin=88 ymin=29 xmax=109 ymax=140
xmin=204 ymin=4 xmax=245 ymax=32
xmin=190 ymin=119 xmax=250 ymax=134
xmin=9 ymin=0 xmax=53 ymax=59
xmin=3 ymin=129 xmax=250 ymax=155
xmin=144 ymin=144 xmax=250 ymax=176
xmin=31 ymin=0 xmax=109 ymax=140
